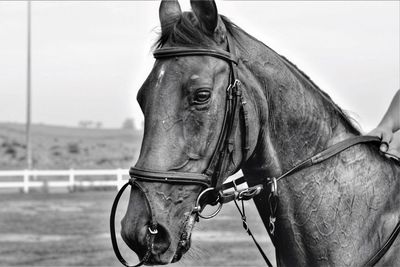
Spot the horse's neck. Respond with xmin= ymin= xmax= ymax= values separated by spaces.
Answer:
xmin=237 ymin=34 xmax=356 ymax=172
xmin=237 ymin=33 xmax=400 ymax=266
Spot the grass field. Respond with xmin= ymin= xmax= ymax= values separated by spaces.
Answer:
xmin=0 ymin=123 xmax=143 ymax=170
xmin=0 ymin=191 xmax=275 ymax=267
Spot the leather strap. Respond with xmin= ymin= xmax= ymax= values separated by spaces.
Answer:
xmin=206 ymin=34 xmax=247 ymax=188
xmin=130 ymin=167 xmax=210 ymax=188
xmin=310 ymin=135 xmax=381 ymax=164
xmin=219 ymin=184 xmax=264 ymax=204
xmin=220 ymin=136 xmax=382 ymax=195
xmin=277 ymin=135 xmax=381 ymax=182
xmin=154 ymin=47 xmax=238 ymax=64
xmin=240 ymin=86 xmax=251 ymax=159
xmin=233 ymin=198 xmax=273 ymax=267
xmin=110 ymin=181 xmax=156 ymax=267
xmin=365 ymin=220 xmax=400 ymax=266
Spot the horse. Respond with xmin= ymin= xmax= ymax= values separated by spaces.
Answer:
xmin=111 ymin=0 xmax=400 ymax=266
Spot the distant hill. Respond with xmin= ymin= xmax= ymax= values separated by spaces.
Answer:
xmin=0 ymin=123 xmax=143 ymax=170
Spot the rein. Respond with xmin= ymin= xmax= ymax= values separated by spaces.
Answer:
xmin=109 ymin=33 xmax=400 ymax=266
xmin=217 ymin=135 xmax=400 ymax=267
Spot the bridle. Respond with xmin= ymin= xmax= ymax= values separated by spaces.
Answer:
xmin=110 ymin=35 xmax=252 ymax=267
xmin=110 ymin=33 xmax=400 ymax=266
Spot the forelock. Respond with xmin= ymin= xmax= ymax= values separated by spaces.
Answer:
xmin=155 ymin=12 xmax=217 ymax=49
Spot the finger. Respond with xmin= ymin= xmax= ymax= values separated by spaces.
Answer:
xmin=385 ymin=149 xmax=400 ymax=161
xmin=380 ymin=131 xmax=393 ymax=144
xmin=379 ymin=132 xmax=393 ymax=153
xmin=380 ymin=143 xmax=389 ymax=152
xmin=367 ymin=128 xmax=382 ymax=138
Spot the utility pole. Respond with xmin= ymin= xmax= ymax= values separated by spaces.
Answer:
xmin=26 ymin=0 xmax=32 ymax=170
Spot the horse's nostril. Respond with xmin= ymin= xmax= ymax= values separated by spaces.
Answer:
xmin=151 ymin=223 xmax=171 ymax=254
xmin=133 ymin=223 xmax=171 ymax=255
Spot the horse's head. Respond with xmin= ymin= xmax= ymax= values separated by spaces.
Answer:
xmin=119 ymin=0 xmax=258 ymax=264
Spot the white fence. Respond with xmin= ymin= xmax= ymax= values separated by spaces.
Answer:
xmin=0 ymin=169 xmax=130 ymax=193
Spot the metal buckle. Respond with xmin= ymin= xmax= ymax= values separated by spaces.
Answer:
xmin=237 ymin=188 xmax=248 ymax=200
xmin=227 ymin=79 xmax=241 ymax=93
xmin=269 ymin=216 xmax=276 ymax=236
xmin=267 ymin=177 xmax=278 ymax=236
xmin=270 ymin=177 xmax=277 ymax=197
xmin=194 ymin=187 xmax=223 ymax=219
xmin=148 ymin=226 xmax=158 ymax=235
xmin=242 ymin=219 xmax=249 ymax=232
xmin=237 ymin=186 xmax=262 ymax=201
xmin=233 ymin=79 xmax=241 ymax=88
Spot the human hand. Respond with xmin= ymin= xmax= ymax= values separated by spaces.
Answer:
xmin=385 ymin=130 xmax=400 ymax=160
xmin=367 ymin=126 xmax=393 ymax=153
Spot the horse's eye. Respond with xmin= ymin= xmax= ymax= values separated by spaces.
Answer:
xmin=193 ymin=89 xmax=211 ymax=104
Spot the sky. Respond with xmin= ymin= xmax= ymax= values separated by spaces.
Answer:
xmin=0 ymin=1 xmax=398 ymax=131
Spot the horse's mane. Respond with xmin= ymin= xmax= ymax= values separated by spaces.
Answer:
xmin=155 ymin=12 xmax=361 ymax=135
xmin=155 ymin=12 xmax=215 ymax=48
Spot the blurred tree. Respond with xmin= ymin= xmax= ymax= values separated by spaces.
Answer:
xmin=122 ymin=118 xmax=134 ymax=129
xmin=78 ymin=120 xmax=93 ymax=128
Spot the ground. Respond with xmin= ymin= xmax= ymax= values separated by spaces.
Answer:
xmin=0 ymin=191 xmax=275 ymax=267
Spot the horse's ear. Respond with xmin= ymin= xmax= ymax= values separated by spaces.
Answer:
xmin=159 ymin=0 xmax=182 ymax=33
xmin=190 ymin=0 xmax=219 ymax=35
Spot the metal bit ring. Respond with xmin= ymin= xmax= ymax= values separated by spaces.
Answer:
xmin=195 ymin=187 xmax=223 ymax=219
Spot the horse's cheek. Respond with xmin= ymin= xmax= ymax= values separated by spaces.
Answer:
xmin=183 ymin=112 xmax=205 ymax=147
xmin=182 ymin=110 xmax=217 ymax=155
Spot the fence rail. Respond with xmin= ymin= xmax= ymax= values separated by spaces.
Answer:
xmin=0 ymin=169 xmax=130 ymax=193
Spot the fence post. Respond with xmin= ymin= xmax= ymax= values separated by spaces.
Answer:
xmin=117 ymin=169 xmax=123 ymax=191
xmin=23 ymin=170 xmax=29 ymax=193
xmin=69 ymin=169 xmax=75 ymax=192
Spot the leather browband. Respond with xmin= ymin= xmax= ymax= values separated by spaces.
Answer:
xmin=153 ymin=47 xmax=238 ymax=64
